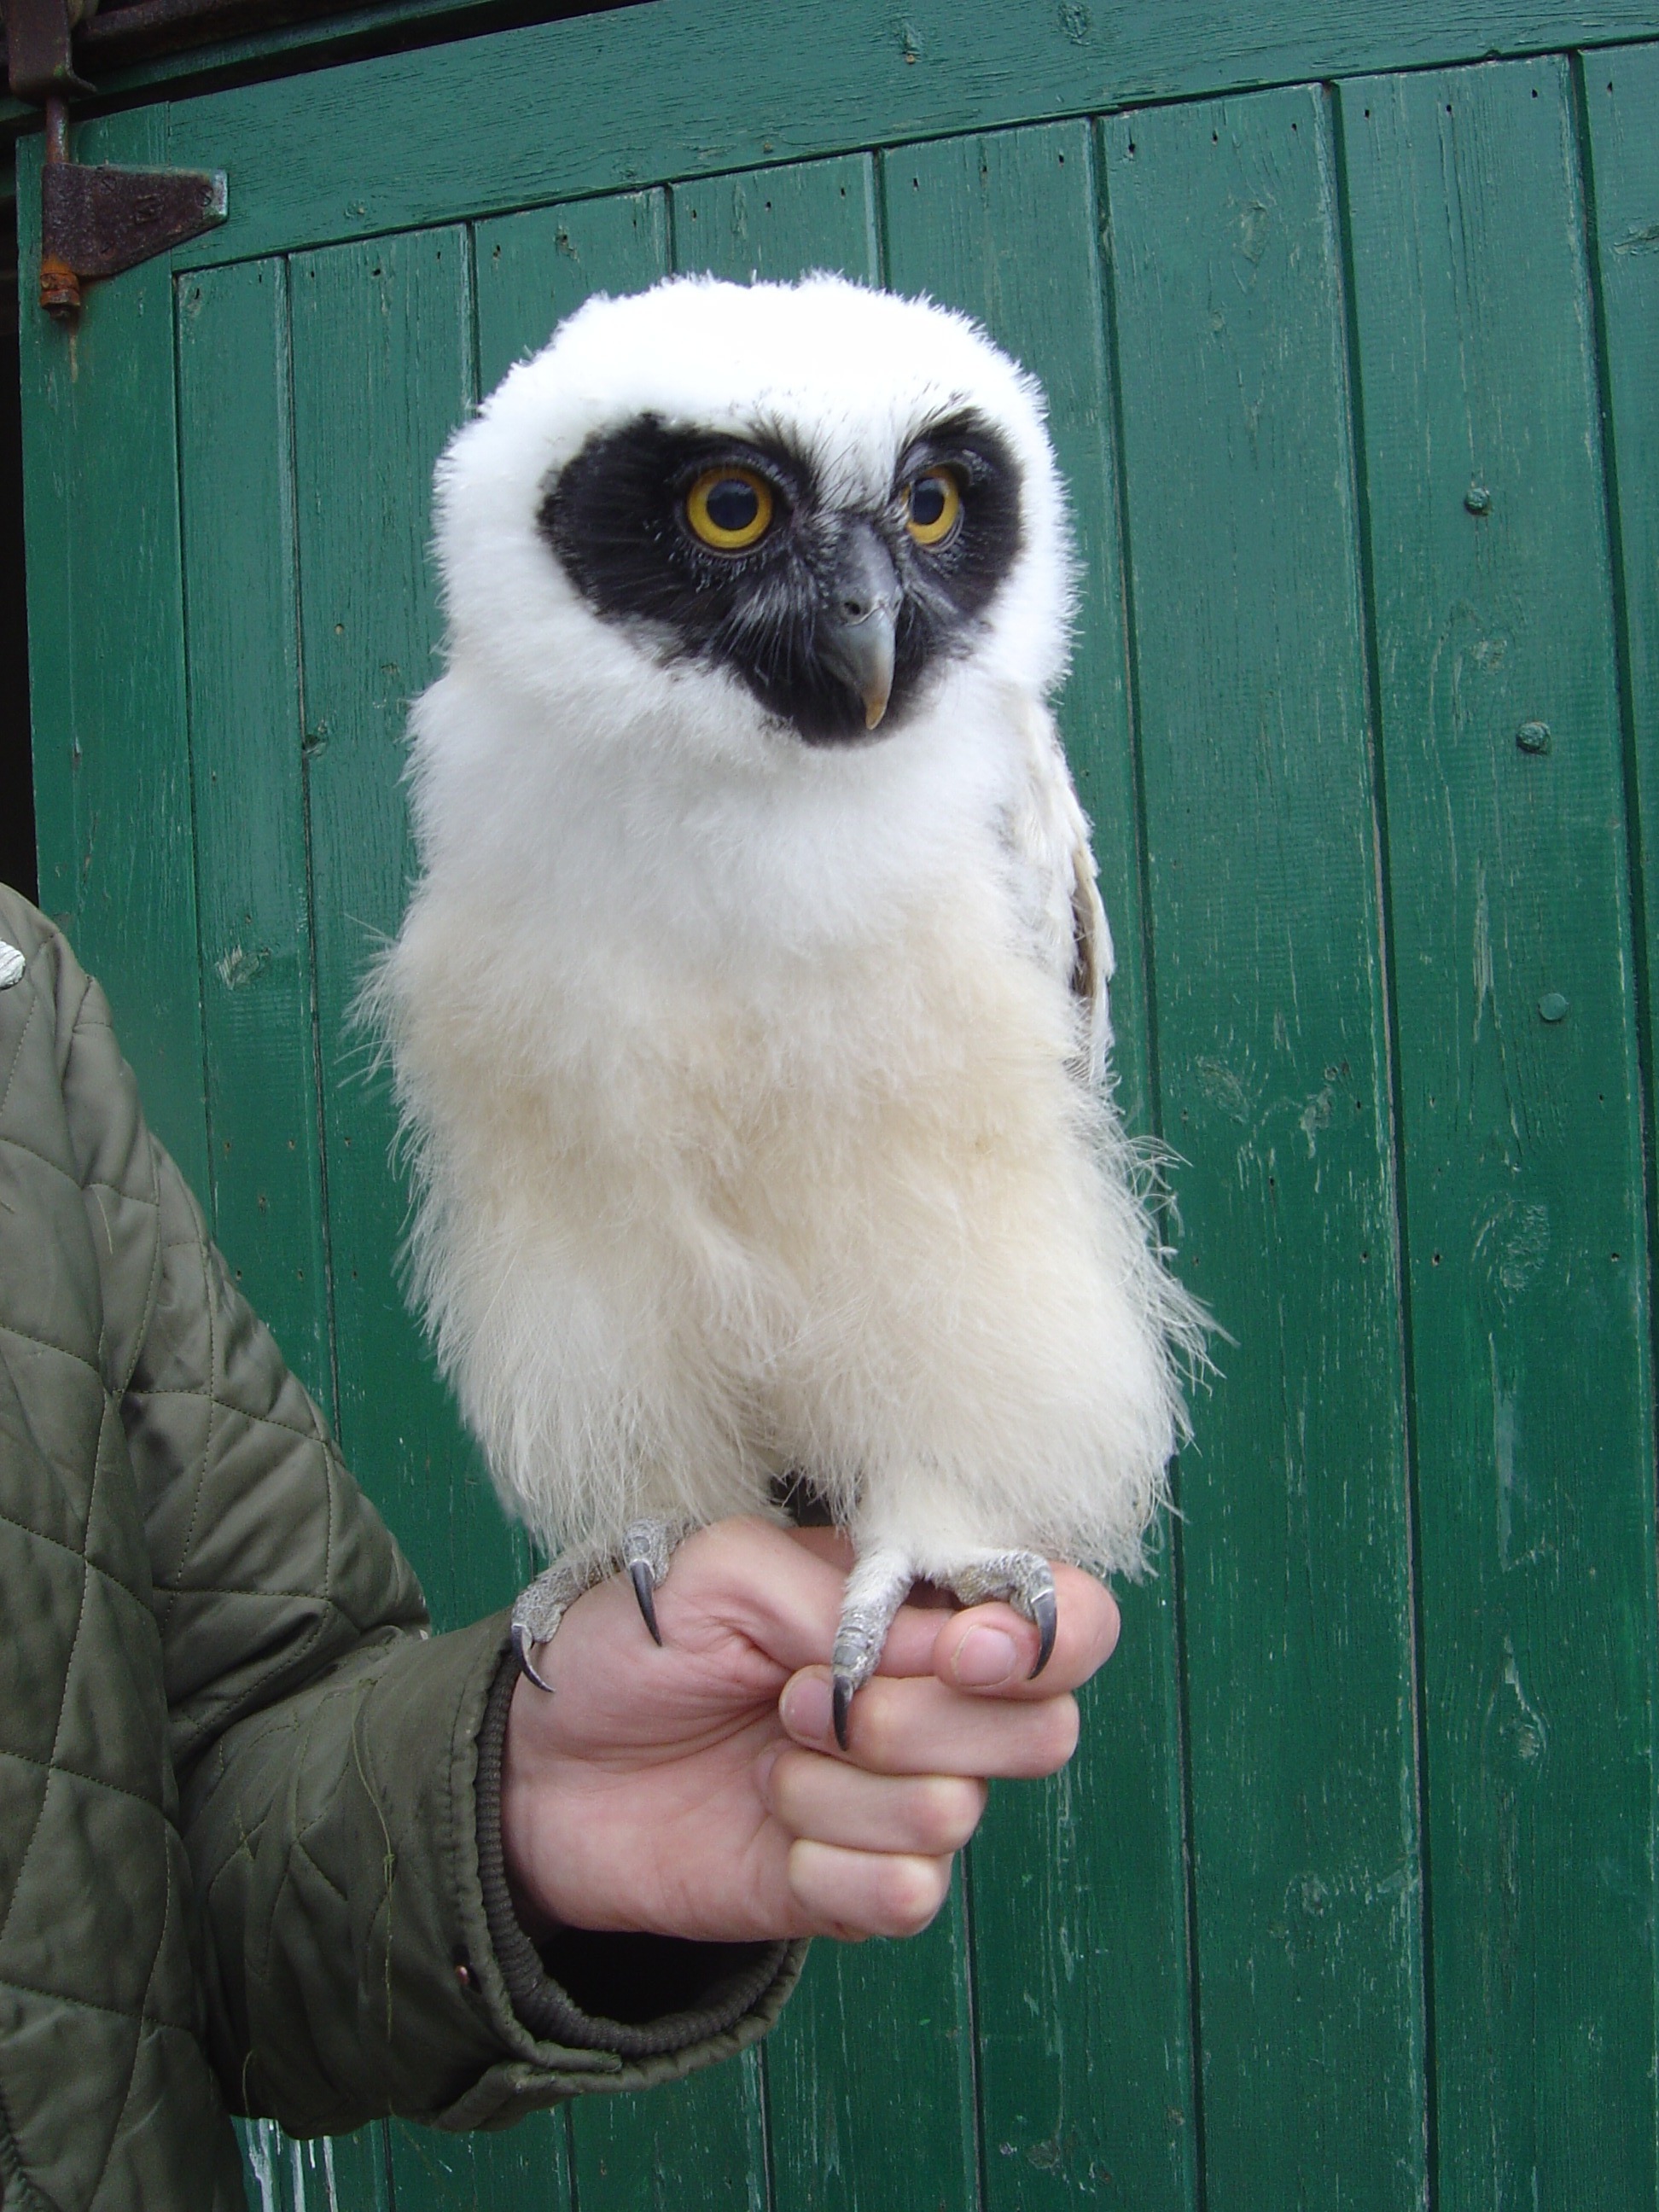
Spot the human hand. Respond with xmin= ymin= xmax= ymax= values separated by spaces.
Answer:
xmin=499 ymin=1517 xmax=1119 ymax=1944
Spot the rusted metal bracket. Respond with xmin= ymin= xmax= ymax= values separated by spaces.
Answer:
xmin=4 ymin=0 xmax=228 ymax=322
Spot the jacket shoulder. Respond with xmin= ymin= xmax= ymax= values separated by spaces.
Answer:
xmin=0 ymin=885 xmax=165 ymax=1389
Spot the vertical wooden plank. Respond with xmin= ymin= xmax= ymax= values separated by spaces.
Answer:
xmin=474 ymin=190 xmax=668 ymax=395
xmin=1104 ymin=85 xmax=1426 ymax=2207
xmin=1586 ymin=63 xmax=1659 ymax=2134
xmin=1586 ymin=42 xmax=1659 ymax=1288
xmin=1 ymin=153 xmax=36 ymax=905
xmin=237 ymin=2117 xmax=393 ymax=2212
xmin=288 ymin=2128 xmax=390 ymax=2210
xmin=288 ymin=226 xmax=568 ymax=2212
xmin=1341 ymin=57 xmax=1657 ymax=2207
xmin=568 ymin=2060 xmax=769 ymax=2212
xmin=290 ymin=227 xmax=517 ymax=1620
xmin=16 ymin=112 xmax=209 ymax=1194
xmin=176 ymin=257 xmax=332 ymax=1408
xmin=882 ymin=121 xmax=1196 ymax=2210
xmin=387 ymin=2115 xmax=568 ymax=2210
xmin=768 ymin=1880 xmax=979 ymax=2212
xmin=236 ymin=2117 xmax=300 ymax=2212
xmin=670 ymin=154 xmax=879 ymax=282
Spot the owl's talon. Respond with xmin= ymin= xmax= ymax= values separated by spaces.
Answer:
xmin=511 ymin=1621 xmax=557 ymax=1693
xmin=946 ymin=1551 xmax=1058 ymax=1678
xmin=630 ymin=1559 xmax=663 ymax=1645
xmin=511 ymin=1558 xmax=588 ymax=1692
xmin=830 ymin=1633 xmax=879 ymax=1751
xmin=513 ymin=1528 xmax=682 ymax=1684
xmin=622 ymin=1517 xmax=677 ymax=1645
xmin=832 ymin=1672 xmax=855 ymax=1752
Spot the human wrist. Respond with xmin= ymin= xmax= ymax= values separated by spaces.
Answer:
xmin=498 ymin=1665 xmax=569 ymax=1939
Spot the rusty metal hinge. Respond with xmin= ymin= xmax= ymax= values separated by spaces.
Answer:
xmin=3 ymin=0 xmax=227 ymax=321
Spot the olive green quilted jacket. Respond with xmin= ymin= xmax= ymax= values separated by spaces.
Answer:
xmin=0 ymin=888 xmax=800 ymax=2210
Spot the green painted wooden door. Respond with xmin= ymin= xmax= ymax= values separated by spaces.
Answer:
xmin=16 ymin=6 xmax=1659 ymax=2207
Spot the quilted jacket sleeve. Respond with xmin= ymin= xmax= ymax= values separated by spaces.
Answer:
xmin=28 ymin=894 xmax=802 ymax=2138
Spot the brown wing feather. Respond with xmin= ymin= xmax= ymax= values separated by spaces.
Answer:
xmin=1003 ymin=697 xmax=1114 ymax=1086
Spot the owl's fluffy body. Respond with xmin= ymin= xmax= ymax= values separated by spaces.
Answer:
xmin=377 ymin=276 xmax=1195 ymax=1591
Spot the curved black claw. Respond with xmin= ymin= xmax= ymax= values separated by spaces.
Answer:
xmin=1028 ymin=1585 xmax=1058 ymax=1679
xmin=511 ymin=1621 xmax=557 ymax=1693
xmin=631 ymin=1560 xmax=664 ymax=1645
xmin=832 ymin=1673 xmax=854 ymax=1752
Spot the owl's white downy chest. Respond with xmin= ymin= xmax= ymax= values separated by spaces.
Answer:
xmin=379 ymin=669 xmax=1181 ymax=1579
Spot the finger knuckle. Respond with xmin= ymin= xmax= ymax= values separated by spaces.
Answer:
xmin=1102 ymin=1592 xmax=1122 ymax=1658
xmin=1027 ymin=1696 xmax=1080 ymax=1774
xmin=881 ymin=1855 xmax=951 ymax=1936
xmin=766 ymin=1749 xmax=812 ymax=1825
xmin=913 ymin=1777 xmax=984 ymax=1853
xmin=848 ymin=1690 xmax=897 ymax=1767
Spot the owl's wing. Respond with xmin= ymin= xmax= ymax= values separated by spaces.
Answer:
xmin=1003 ymin=696 xmax=1115 ymax=1088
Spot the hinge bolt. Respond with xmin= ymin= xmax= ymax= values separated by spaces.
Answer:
xmin=39 ymin=255 xmax=81 ymax=318
xmin=39 ymin=95 xmax=81 ymax=321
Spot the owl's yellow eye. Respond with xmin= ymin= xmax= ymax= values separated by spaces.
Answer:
xmin=905 ymin=468 xmax=962 ymax=547
xmin=685 ymin=467 xmax=775 ymax=552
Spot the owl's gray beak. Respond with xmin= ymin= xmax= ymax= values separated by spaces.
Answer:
xmin=819 ymin=524 xmax=899 ymax=731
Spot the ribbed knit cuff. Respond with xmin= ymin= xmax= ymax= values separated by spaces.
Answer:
xmin=474 ymin=1648 xmax=792 ymax=2058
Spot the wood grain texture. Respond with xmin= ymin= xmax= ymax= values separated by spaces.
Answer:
xmin=15 ymin=110 xmax=210 ymax=1195
xmin=1103 ymin=85 xmax=1426 ymax=2205
xmin=176 ymin=257 xmax=333 ymax=1409
xmin=568 ymin=2057 xmax=768 ymax=2212
xmin=1340 ymin=56 xmax=1657 ymax=2204
xmin=385 ymin=2114 xmax=568 ymax=2211
xmin=474 ymin=189 xmax=668 ymax=393
xmin=288 ymin=227 xmax=503 ymax=1616
xmin=671 ymin=155 xmax=880 ymax=283
xmin=765 ymin=1879 xmax=980 ymax=2212
xmin=882 ymin=119 xmax=1196 ymax=2210
xmin=129 ymin=2 xmax=1659 ymax=272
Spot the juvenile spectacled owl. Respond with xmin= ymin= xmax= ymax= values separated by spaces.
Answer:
xmin=374 ymin=274 xmax=1202 ymax=1741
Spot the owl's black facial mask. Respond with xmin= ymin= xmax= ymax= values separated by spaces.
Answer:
xmin=538 ymin=410 xmax=1023 ymax=745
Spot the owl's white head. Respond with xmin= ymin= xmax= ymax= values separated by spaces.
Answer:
xmin=427 ymin=275 xmax=1074 ymax=775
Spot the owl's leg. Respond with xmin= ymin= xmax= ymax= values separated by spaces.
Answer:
xmin=942 ymin=1551 xmax=1059 ymax=1679
xmin=511 ymin=1516 xmax=690 ymax=1691
xmin=830 ymin=1547 xmax=917 ymax=1750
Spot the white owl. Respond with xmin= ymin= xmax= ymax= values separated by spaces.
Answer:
xmin=373 ymin=275 xmax=1203 ymax=1742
